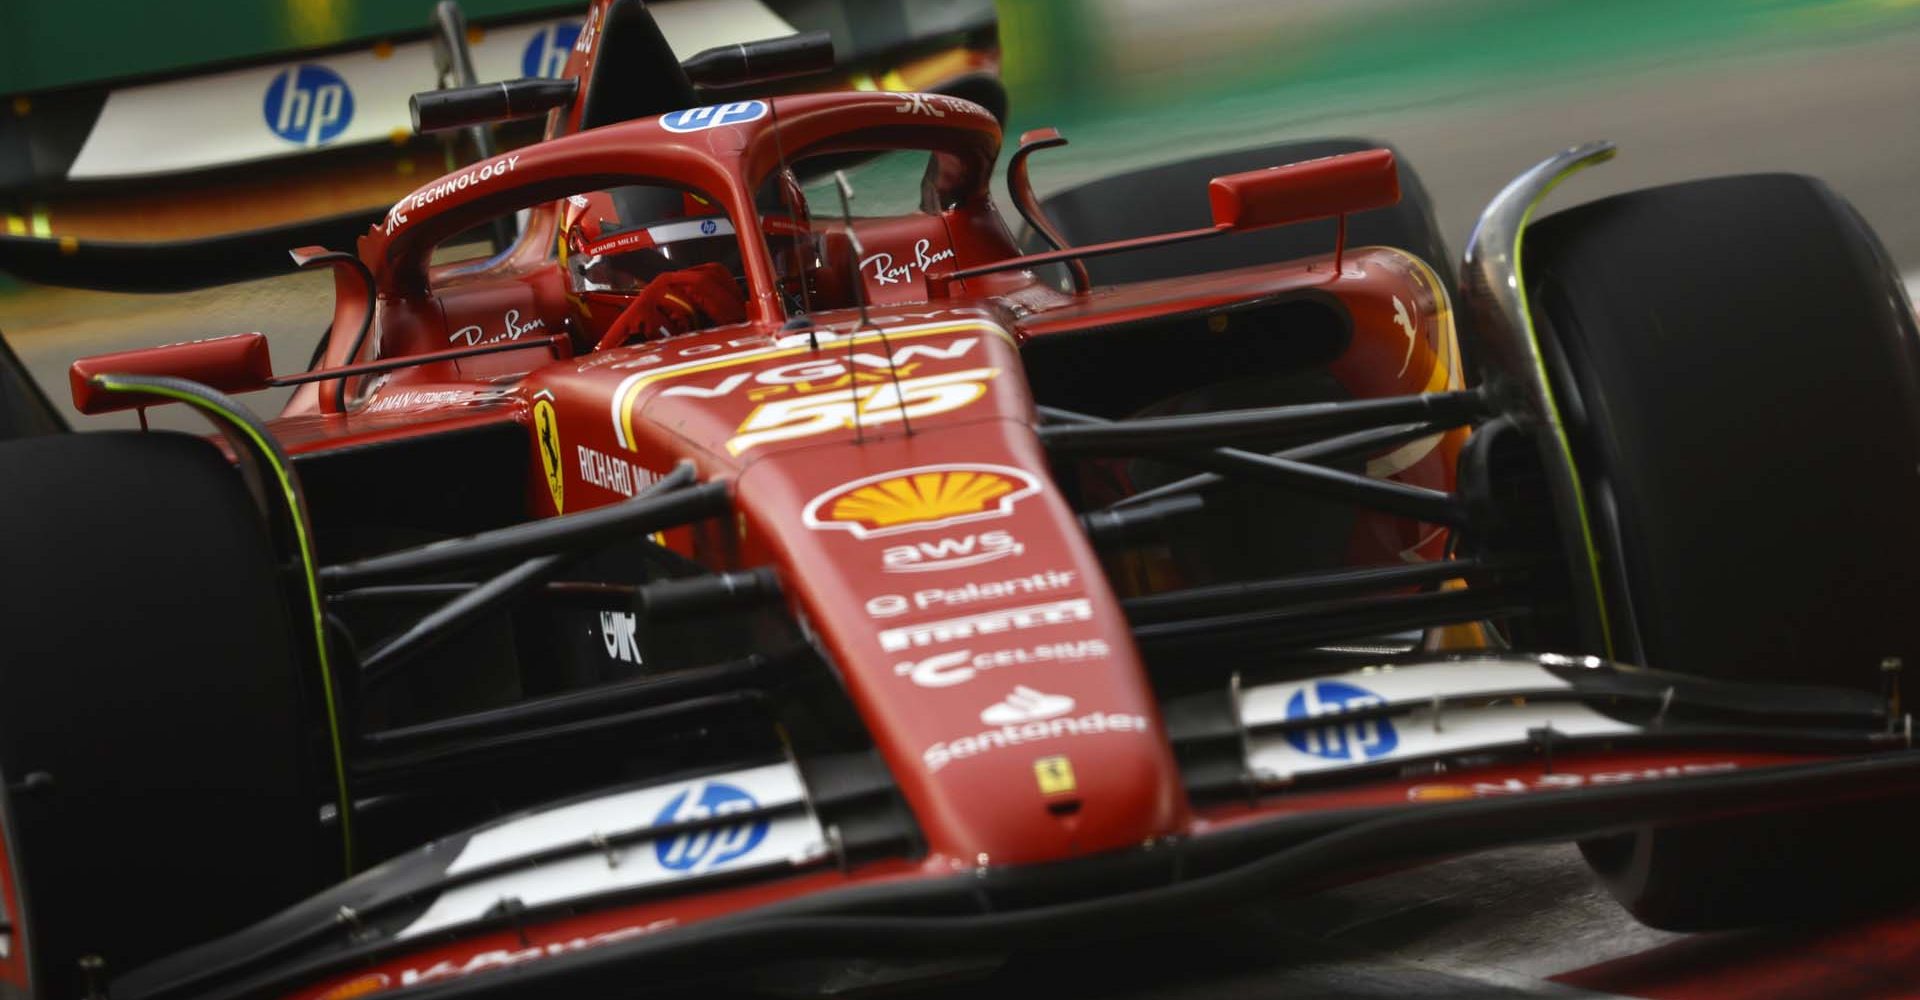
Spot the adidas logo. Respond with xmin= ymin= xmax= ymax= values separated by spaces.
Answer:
xmin=981 ymin=686 xmax=1075 ymax=725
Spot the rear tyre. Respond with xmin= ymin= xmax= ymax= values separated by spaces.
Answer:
xmin=0 ymin=432 xmax=320 ymax=989
xmin=1032 ymin=137 xmax=1454 ymax=289
xmin=1525 ymin=174 xmax=1920 ymax=929
xmin=0 ymin=332 xmax=65 ymax=439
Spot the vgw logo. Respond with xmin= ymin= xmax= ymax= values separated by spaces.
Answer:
xmin=263 ymin=65 xmax=353 ymax=147
xmin=651 ymin=781 xmax=768 ymax=872
xmin=522 ymin=22 xmax=582 ymax=78
xmin=1282 ymin=680 xmax=1398 ymax=761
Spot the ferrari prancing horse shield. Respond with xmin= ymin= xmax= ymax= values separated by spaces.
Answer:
xmin=534 ymin=398 xmax=564 ymax=513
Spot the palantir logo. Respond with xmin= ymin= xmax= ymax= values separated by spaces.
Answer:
xmin=263 ymin=65 xmax=353 ymax=147
xmin=652 ymin=780 xmax=768 ymax=872
xmin=522 ymin=22 xmax=582 ymax=78
xmin=1282 ymin=680 xmax=1398 ymax=762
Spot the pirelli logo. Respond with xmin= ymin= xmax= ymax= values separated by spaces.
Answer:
xmin=878 ymin=599 xmax=1093 ymax=653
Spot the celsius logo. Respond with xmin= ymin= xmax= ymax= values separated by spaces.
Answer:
xmin=263 ymin=65 xmax=353 ymax=146
xmin=659 ymin=100 xmax=769 ymax=133
xmin=651 ymin=781 xmax=768 ymax=872
xmin=1283 ymin=680 xmax=1398 ymax=762
xmin=522 ymin=22 xmax=582 ymax=77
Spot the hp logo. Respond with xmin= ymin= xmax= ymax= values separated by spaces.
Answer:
xmin=699 ymin=218 xmax=718 ymax=236
xmin=651 ymin=781 xmax=768 ymax=872
xmin=659 ymin=101 xmax=769 ymax=133
xmin=1282 ymin=680 xmax=1399 ymax=762
xmin=521 ymin=22 xmax=582 ymax=78
xmin=263 ymin=65 xmax=353 ymax=147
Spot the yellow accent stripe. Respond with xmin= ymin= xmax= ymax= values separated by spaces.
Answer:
xmin=614 ymin=320 xmax=1015 ymax=451
xmin=93 ymin=377 xmax=357 ymax=872
xmin=1511 ymin=155 xmax=1618 ymax=658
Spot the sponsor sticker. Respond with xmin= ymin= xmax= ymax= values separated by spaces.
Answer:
xmin=533 ymin=399 xmax=564 ymax=513
xmin=449 ymin=309 xmax=545 ymax=347
xmin=805 ymin=465 xmax=1041 ymax=540
xmin=660 ymin=100 xmax=768 ymax=133
xmin=1034 ymin=755 xmax=1077 ymax=795
xmin=600 ymin=611 xmax=640 ymax=664
xmin=609 ymin=320 xmax=1015 ymax=450
xmin=263 ymin=64 xmax=353 ymax=146
xmin=577 ymin=444 xmax=660 ymax=499
xmin=522 ymin=22 xmax=583 ymax=77
xmin=1283 ymin=680 xmax=1398 ymax=762
xmin=1407 ymin=762 xmax=1741 ymax=801
xmin=894 ymin=639 xmax=1110 ymax=688
xmin=392 ymin=919 xmax=676 ymax=989
xmin=383 ymin=154 xmax=521 ymax=234
xmin=727 ymin=368 xmax=999 ymax=454
xmin=860 ymin=238 xmax=957 ymax=286
xmin=865 ymin=569 xmax=1077 ymax=619
xmin=311 ymin=973 xmax=390 ymax=1000
xmin=362 ymin=388 xmax=508 ymax=414
xmin=652 ymin=781 xmax=770 ymax=872
xmin=982 ymin=685 xmax=1074 ymax=724
xmin=883 ymin=530 xmax=1025 ymax=573
xmin=661 ymin=336 xmax=978 ymax=400
xmin=892 ymin=93 xmax=981 ymax=118
xmin=924 ymin=703 xmax=1149 ymax=773
xmin=879 ymin=598 xmax=1093 ymax=654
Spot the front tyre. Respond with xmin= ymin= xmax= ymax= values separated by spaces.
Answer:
xmin=1524 ymin=174 xmax=1920 ymax=929
xmin=0 ymin=432 xmax=321 ymax=989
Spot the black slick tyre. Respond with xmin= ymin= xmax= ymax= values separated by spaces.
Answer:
xmin=0 ymin=431 xmax=320 ymax=990
xmin=1524 ymin=174 xmax=1920 ymax=929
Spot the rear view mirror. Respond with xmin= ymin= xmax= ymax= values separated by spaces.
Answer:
xmin=69 ymin=332 xmax=273 ymax=414
xmin=1209 ymin=149 xmax=1400 ymax=231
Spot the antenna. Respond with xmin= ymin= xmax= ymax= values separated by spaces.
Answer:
xmin=764 ymin=95 xmax=817 ymax=350
xmin=832 ymin=171 xmax=913 ymax=438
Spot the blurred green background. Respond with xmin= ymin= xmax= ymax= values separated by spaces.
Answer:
xmin=4 ymin=0 xmax=1919 ymax=430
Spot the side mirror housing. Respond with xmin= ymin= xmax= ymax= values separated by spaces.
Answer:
xmin=69 ymin=332 xmax=274 ymax=414
xmin=1209 ymin=149 xmax=1400 ymax=231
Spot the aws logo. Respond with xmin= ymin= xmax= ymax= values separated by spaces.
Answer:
xmin=522 ymin=22 xmax=582 ymax=77
xmin=263 ymin=65 xmax=353 ymax=146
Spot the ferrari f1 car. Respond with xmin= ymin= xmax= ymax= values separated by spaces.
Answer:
xmin=5 ymin=1 xmax=1920 ymax=997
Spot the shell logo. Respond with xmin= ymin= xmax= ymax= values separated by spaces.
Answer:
xmin=803 ymin=464 xmax=1042 ymax=539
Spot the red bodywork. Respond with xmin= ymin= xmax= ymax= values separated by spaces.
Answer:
xmin=56 ymin=8 xmax=1848 ymax=994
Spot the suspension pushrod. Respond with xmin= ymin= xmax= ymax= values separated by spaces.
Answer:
xmin=328 ymin=581 xmax=639 ymax=605
xmin=360 ymin=653 xmax=776 ymax=751
xmin=320 ymin=468 xmax=719 ymax=588
xmin=1122 ymin=559 xmax=1504 ymax=624
xmin=1037 ymin=390 xmax=1485 ymax=456
xmin=1111 ymin=421 xmax=1451 ymax=510
xmin=1041 ymin=406 xmax=1464 ymax=525
xmin=1134 ymin=587 xmax=1529 ymax=658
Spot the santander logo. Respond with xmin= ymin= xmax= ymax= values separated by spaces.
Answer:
xmin=980 ymin=686 xmax=1075 ymax=725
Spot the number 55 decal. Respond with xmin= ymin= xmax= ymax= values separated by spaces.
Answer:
xmin=727 ymin=367 xmax=999 ymax=455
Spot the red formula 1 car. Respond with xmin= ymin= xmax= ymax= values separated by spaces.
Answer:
xmin=5 ymin=1 xmax=1920 ymax=997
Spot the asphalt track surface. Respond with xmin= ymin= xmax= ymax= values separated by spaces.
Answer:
xmin=5 ymin=24 xmax=1920 ymax=1000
